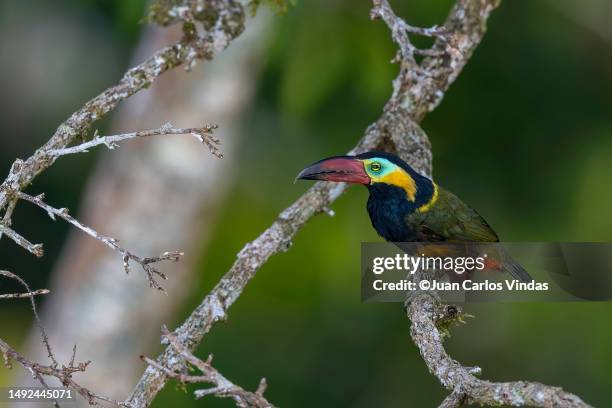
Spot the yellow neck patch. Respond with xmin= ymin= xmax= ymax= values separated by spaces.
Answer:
xmin=376 ymin=169 xmax=417 ymax=201
xmin=417 ymin=182 xmax=438 ymax=213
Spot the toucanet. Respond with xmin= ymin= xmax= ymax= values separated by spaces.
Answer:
xmin=297 ymin=151 xmax=531 ymax=282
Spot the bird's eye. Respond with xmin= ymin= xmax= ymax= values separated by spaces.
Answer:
xmin=370 ymin=162 xmax=382 ymax=172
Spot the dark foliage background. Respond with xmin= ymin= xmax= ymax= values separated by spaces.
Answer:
xmin=1 ymin=0 xmax=611 ymax=406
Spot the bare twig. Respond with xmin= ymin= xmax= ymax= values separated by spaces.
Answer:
xmin=370 ymin=0 xmax=450 ymax=69
xmin=0 ymin=288 xmax=50 ymax=299
xmin=48 ymin=123 xmax=221 ymax=158
xmin=0 ymin=338 xmax=119 ymax=406
xmin=0 ymin=196 xmax=17 ymax=241
xmin=15 ymin=192 xmax=182 ymax=292
xmin=0 ymin=222 xmax=44 ymax=257
xmin=125 ymin=1 xmax=500 ymax=406
xmin=0 ymin=270 xmax=57 ymax=367
xmin=141 ymin=326 xmax=274 ymax=408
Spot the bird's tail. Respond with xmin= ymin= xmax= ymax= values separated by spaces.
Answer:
xmin=483 ymin=246 xmax=533 ymax=282
xmin=503 ymin=259 xmax=532 ymax=283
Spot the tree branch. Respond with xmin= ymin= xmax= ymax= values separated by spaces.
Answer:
xmin=0 ymin=222 xmax=44 ymax=257
xmin=1 ymin=270 xmax=57 ymax=367
xmin=0 ymin=196 xmax=17 ymax=241
xmin=438 ymin=389 xmax=466 ymax=408
xmin=0 ymin=270 xmax=49 ymax=300
xmin=408 ymin=293 xmax=591 ymax=407
xmin=47 ymin=123 xmax=221 ymax=158
xmin=125 ymin=0 xmax=501 ymax=406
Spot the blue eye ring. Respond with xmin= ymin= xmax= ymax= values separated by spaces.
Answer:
xmin=370 ymin=162 xmax=382 ymax=172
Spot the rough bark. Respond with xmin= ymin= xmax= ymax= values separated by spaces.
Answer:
xmin=410 ymin=294 xmax=591 ymax=408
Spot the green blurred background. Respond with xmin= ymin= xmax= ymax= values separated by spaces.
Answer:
xmin=1 ymin=0 xmax=612 ymax=406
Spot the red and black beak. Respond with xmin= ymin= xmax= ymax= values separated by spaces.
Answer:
xmin=296 ymin=156 xmax=370 ymax=185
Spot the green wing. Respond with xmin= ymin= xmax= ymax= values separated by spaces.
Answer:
xmin=408 ymin=187 xmax=499 ymax=242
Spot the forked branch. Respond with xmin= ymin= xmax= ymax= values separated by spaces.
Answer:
xmin=0 ymin=271 xmax=116 ymax=405
xmin=141 ymin=326 xmax=274 ymax=407
xmin=15 ymin=192 xmax=183 ymax=292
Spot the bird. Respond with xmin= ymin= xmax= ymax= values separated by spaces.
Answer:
xmin=296 ymin=151 xmax=531 ymax=282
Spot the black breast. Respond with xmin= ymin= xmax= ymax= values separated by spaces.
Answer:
xmin=366 ymin=184 xmax=417 ymax=242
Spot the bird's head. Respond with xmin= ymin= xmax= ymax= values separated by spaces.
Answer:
xmin=296 ymin=151 xmax=434 ymax=203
